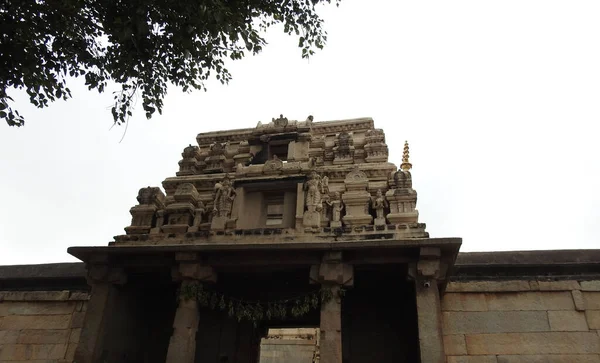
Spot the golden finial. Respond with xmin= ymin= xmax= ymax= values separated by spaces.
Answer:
xmin=400 ymin=141 xmax=412 ymax=171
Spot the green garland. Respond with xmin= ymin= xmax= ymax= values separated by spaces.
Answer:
xmin=180 ymin=283 xmax=342 ymax=325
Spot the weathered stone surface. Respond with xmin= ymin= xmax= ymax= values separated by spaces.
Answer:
xmin=447 ymin=281 xmax=530 ymax=293
xmin=584 ymin=292 xmax=600 ymax=310
xmin=0 ymin=329 xmax=20 ymax=343
xmin=537 ymin=280 xmax=581 ymax=291
xmin=497 ymin=355 xmax=600 ymax=363
xmin=31 ymin=343 xmax=68 ymax=360
xmin=17 ymin=329 xmax=70 ymax=344
xmin=586 ymin=310 xmax=600 ymax=330
xmin=443 ymin=311 xmax=549 ymax=334
xmin=0 ymin=314 xmax=71 ymax=330
xmin=0 ymin=344 xmax=32 ymax=360
xmin=69 ymin=328 xmax=82 ymax=343
xmin=69 ymin=311 xmax=86 ymax=328
xmin=486 ymin=292 xmax=574 ymax=311
xmin=0 ymin=291 xmax=70 ymax=301
xmin=0 ymin=301 xmax=75 ymax=316
xmin=444 ymin=334 xmax=467 ymax=355
xmin=581 ymin=281 xmax=600 ymax=292
xmin=466 ymin=332 xmax=600 ymax=355
xmin=548 ymin=311 xmax=589 ymax=331
xmin=442 ymin=293 xmax=488 ymax=311
xmin=416 ymin=283 xmax=445 ymax=363
xmin=447 ymin=356 xmax=497 ymax=363
xmin=573 ymin=290 xmax=586 ymax=311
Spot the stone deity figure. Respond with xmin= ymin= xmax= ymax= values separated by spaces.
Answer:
xmin=304 ymin=171 xmax=323 ymax=213
xmin=371 ymin=189 xmax=388 ymax=221
xmin=330 ymin=192 xmax=344 ymax=223
xmin=213 ymin=178 xmax=236 ymax=218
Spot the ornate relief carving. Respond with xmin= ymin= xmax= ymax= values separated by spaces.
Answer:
xmin=333 ymin=132 xmax=355 ymax=164
xmin=371 ymin=189 xmax=389 ymax=226
xmin=263 ymin=155 xmax=284 ymax=173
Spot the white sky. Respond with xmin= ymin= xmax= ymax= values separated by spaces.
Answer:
xmin=1 ymin=0 xmax=599 ymax=265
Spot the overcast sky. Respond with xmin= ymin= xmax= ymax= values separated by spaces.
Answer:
xmin=1 ymin=0 xmax=599 ymax=265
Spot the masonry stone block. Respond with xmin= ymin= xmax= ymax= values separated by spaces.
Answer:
xmin=497 ymin=354 xmax=600 ymax=363
xmin=447 ymin=356 xmax=497 ymax=363
xmin=442 ymin=293 xmax=488 ymax=311
xmin=17 ymin=329 xmax=70 ymax=344
xmin=548 ymin=311 xmax=589 ymax=331
xmin=581 ymin=281 xmax=600 ymax=292
xmin=447 ymin=281 xmax=530 ymax=293
xmin=0 ymin=344 xmax=32 ymax=360
xmin=444 ymin=334 xmax=467 ymax=355
xmin=0 ymin=329 xmax=19 ymax=344
xmin=443 ymin=311 xmax=549 ymax=334
xmin=31 ymin=343 xmax=68 ymax=360
xmin=584 ymin=292 xmax=600 ymax=310
xmin=486 ymin=292 xmax=574 ymax=311
xmin=0 ymin=301 xmax=75 ymax=316
xmin=69 ymin=311 xmax=86 ymax=328
xmin=466 ymin=332 xmax=600 ymax=355
xmin=0 ymin=314 xmax=71 ymax=330
xmin=586 ymin=310 xmax=600 ymax=330
xmin=538 ymin=280 xmax=581 ymax=291
xmin=69 ymin=328 xmax=82 ymax=343
xmin=573 ymin=290 xmax=587 ymax=311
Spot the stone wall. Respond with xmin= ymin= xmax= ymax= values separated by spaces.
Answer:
xmin=0 ymin=290 xmax=89 ymax=362
xmin=442 ymin=279 xmax=600 ymax=363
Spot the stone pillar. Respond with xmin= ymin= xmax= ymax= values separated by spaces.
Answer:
xmin=166 ymin=279 xmax=200 ymax=363
xmin=410 ymin=247 xmax=445 ymax=363
xmin=74 ymin=261 xmax=126 ymax=363
xmin=310 ymin=252 xmax=353 ymax=363
xmin=166 ymin=253 xmax=217 ymax=363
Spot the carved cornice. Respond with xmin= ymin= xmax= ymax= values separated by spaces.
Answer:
xmin=311 ymin=118 xmax=374 ymax=135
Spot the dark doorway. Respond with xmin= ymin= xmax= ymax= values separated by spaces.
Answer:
xmin=341 ymin=265 xmax=419 ymax=363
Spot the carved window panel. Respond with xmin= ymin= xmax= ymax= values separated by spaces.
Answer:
xmin=266 ymin=194 xmax=285 ymax=226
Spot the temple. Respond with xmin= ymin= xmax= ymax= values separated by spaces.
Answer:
xmin=1 ymin=116 xmax=599 ymax=363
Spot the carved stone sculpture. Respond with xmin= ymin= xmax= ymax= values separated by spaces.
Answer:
xmin=371 ymin=189 xmax=389 ymax=226
xmin=125 ymin=187 xmax=165 ymax=235
xmin=303 ymin=171 xmax=324 ymax=227
xmin=342 ymin=167 xmax=373 ymax=226
xmin=211 ymin=177 xmax=236 ymax=230
xmin=204 ymin=142 xmax=227 ymax=173
xmin=162 ymin=183 xmax=201 ymax=234
xmin=328 ymin=192 xmax=345 ymax=228
xmin=364 ymin=129 xmax=389 ymax=163
xmin=386 ymin=142 xmax=418 ymax=224
xmin=177 ymin=144 xmax=201 ymax=176
xmin=333 ymin=132 xmax=355 ymax=165
xmin=263 ymin=154 xmax=284 ymax=173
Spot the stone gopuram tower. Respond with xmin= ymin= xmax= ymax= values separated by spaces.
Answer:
xmin=69 ymin=117 xmax=461 ymax=363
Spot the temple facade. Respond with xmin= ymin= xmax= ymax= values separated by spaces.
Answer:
xmin=0 ymin=117 xmax=599 ymax=363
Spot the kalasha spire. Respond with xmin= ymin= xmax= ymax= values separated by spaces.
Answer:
xmin=400 ymin=141 xmax=412 ymax=171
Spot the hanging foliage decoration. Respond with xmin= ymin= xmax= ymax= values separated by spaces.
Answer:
xmin=180 ymin=282 xmax=342 ymax=324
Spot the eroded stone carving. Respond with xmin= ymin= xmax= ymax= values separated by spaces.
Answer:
xmin=205 ymin=142 xmax=227 ymax=172
xmin=263 ymin=154 xmax=284 ymax=173
xmin=364 ymin=129 xmax=389 ymax=163
xmin=211 ymin=176 xmax=236 ymax=230
xmin=162 ymin=183 xmax=201 ymax=234
xmin=303 ymin=171 xmax=326 ymax=227
xmin=333 ymin=132 xmax=355 ymax=165
xmin=125 ymin=187 xmax=165 ymax=235
xmin=327 ymin=192 xmax=345 ymax=228
xmin=371 ymin=189 xmax=388 ymax=226
xmin=342 ymin=167 xmax=372 ymax=226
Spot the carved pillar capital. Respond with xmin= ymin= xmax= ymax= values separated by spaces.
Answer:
xmin=85 ymin=255 xmax=127 ymax=286
xmin=171 ymin=253 xmax=217 ymax=283
xmin=408 ymin=247 xmax=443 ymax=288
xmin=310 ymin=252 xmax=353 ymax=287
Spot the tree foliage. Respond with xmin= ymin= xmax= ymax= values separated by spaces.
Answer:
xmin=0 ymin=0 xmax=338 ymax=127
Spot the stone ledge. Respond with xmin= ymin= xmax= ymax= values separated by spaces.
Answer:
xmin=0 ymin=291 xmax=89 ymax=302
